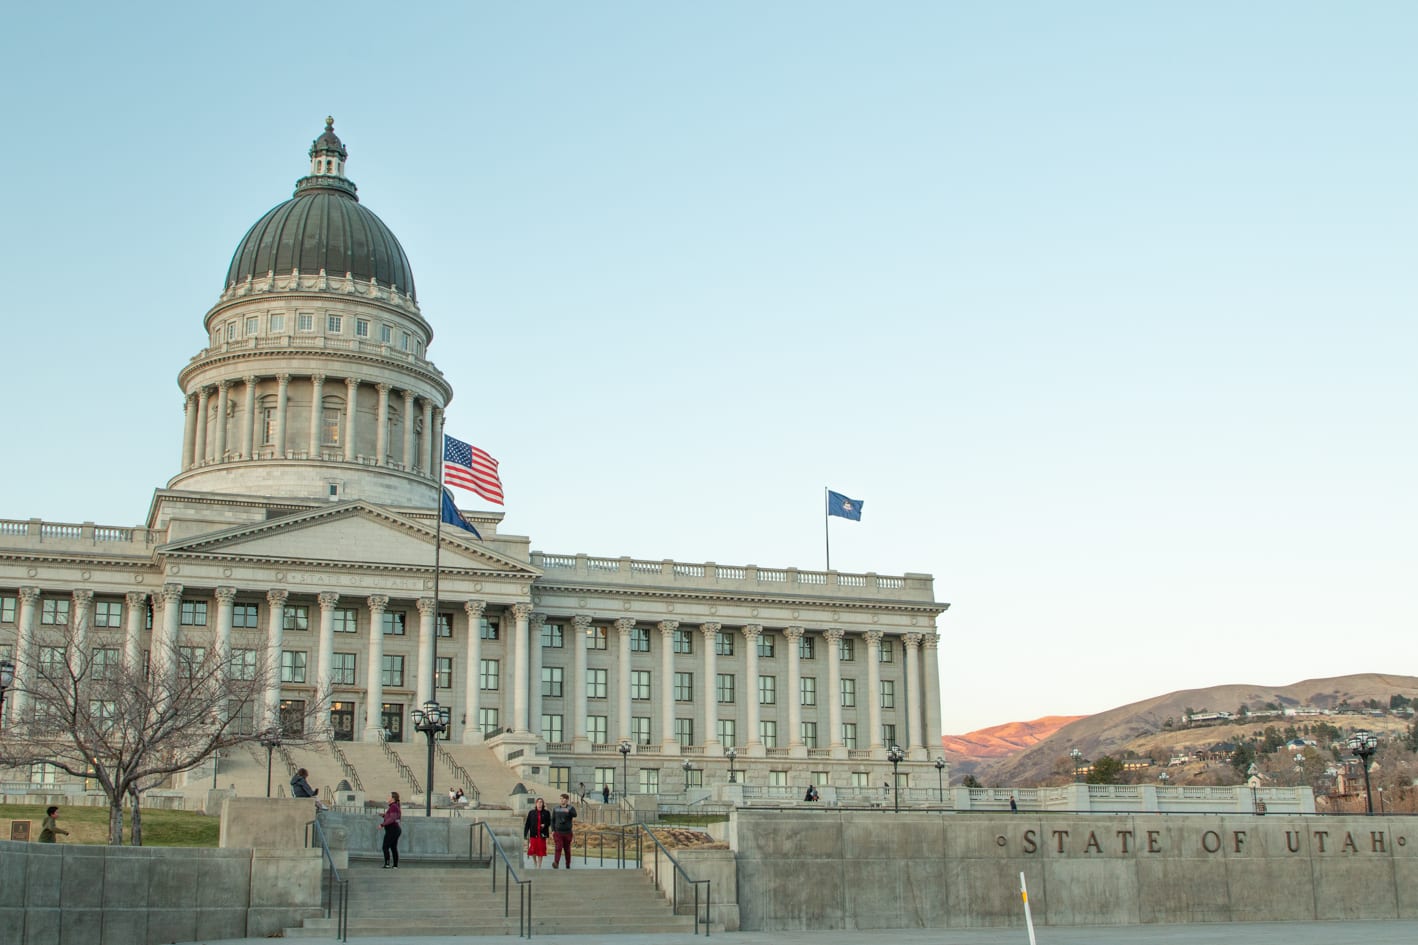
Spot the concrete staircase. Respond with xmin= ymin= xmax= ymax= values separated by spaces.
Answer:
xmin=285 ymin=861 xmax=701 ymax=937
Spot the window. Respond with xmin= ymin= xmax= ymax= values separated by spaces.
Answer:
xmin=801 ymin=721 xmax=818 ymax=748
xmin=799 ymin=635 xmax=816 ymax=660
xmin=231 ymin=649 xmax=257 ymax=680
xmin=327 ymin=314 xmax=342 ymax=333
xmin=587 ymin=715 xmax=608 ymax=744
xmin=331 ymin=652 xmax=356 ymax=685
xmin=234 ymin=603 xmax=260 ymax=628
xmin=542 ymin=714 xmax=564 ymax=742
xmin=322 ymin=409 xmax=342 ymax=446
xmin=630 ymin=627 xmax=650 ymax=652
xmin=879 ymin=639 xmax=894 ymax=663
xmin=478 ymin=708 xmax=499 ymax=736
xmin=851 ymin=771 xmax=870 ymax=788
xmin=94 ymin=601 xmax=124 ymax=628
xmin=595 ymin=765 xmax=616 ymax=791
xmin=717 ymin=718 xmax=737 ymax=748
xmin=380 ymin=323 xmax=392 ymax=344
xmin=383 ymin=611 xmax=406 ymax=635
xmin=262 ymin=407 xmax=276 ymax=445
xmin=673 ymin=629 xmax=693 ymax=654
xmin=586 ymin=668 xmax=607 ymax=699
xmin=382 ymin=655 xmax=404 ymax=687
xmin=801 ymin=676 xmax=817 ymax=706
xmin=757 ymin=633 xmax=775 ymax=658
xmin=880 ymin=680 xmax=895 ymax=709
xmin=674 ymin=718 xmax=694 ymax=747
xmin=841 ymin=678 xmax=856 ymax=708
xmin=333 ymin=608 xmax=357 ymax=633
xmin=401 ymin=331 xmax=411 ymax=352
xmin=39 ymin=645 xmax=65 ymax=675
xmin=480 ymin=617 xmax=500 ymax=640
xmin=297 ymin=313 xmax=314 ymax=332
xmin=356 ymin=318 xmax=370 ymax=338
xmin=284 ymin=605 xmax=310 ymax=631
xmin=180 ymin=600 xmax=208 ymax=626
xmin=89 ymin=699 xmax=117 ymax=731
xmin=842 ymin=722 xmax=858 ymax=749
xmin=30 ymin=763 xmax=59 ymax=785
xmin=270 ymin=313 xmax=286 ymax=332
xmin=839 ymin=638 xmax=855 ymax=661
xmin=479 ymin=659 xmax=499 ymax=691
xmin=769 ymin=770 xmax=788 ymax=788
xmin=882 ymin=723 xmax=897 ymax=746
xmin=225 ymin=321 xmax=236 ymax=341
xmin=673 ymin=672 xmax=693 ymax=702
xmin=638 ymin=769 xmax=659 ymax=795
xmin=716 ymin=673 xmax=735 ymax=704
xmin=715 ymin=632 xmax=734 ymax=656
xmin=541 ymin=666 xmax=563 ymax=698
xmin=281 ymin=650 xmax=307 ymax=683
xmin=758 ymin=675 xmax=776 ymax=705
xmin=760 ymin=720 xmax=778 ymax=748
xmin=436 ymin=656 xmax=452 ymax=689
xmin=540 ymin=623 xmax=564 ymax=648
xmin=245 ymin=316 xmax=259 ymax=335
xmin=438 ymin=613 xmax=453 ymax=638
xmin=91 ymin=648 xmax=119 ymax=680
xmin=630 ymin=670 xmax=651 ymax=701
xmin=41 ymin=599 xmax=70 ymax=625
xmin=586 ymin=626 xmax=607 ymax=650
xmin=631 ymin=716 xmax=651 ymax=745
xmin=0 ymin=595 xmax=15 ymax=623
xmin=812 ymin=770 xmax=831 ymax=787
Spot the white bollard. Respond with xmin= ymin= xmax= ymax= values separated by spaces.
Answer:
xmin=1019 ymin=871 xmax=1037 ymax=945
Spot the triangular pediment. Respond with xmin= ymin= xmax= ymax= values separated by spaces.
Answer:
xmin=156 ymin=500 xmax=539 ymax=579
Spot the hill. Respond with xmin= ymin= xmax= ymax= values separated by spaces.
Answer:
xmin=941 ymin=716 xmax=1084 ymax=780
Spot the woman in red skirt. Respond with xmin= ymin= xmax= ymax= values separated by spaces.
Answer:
xmin=523 ymin=797 xmax=551 ymax=869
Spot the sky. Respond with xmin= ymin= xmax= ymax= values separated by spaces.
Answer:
xmin=2 ymin=3 xmax=1415 ymax=735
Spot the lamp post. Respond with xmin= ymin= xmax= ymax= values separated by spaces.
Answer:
xmin=1158 ymin=770 xmax=1169 ymax=786
xmin=412 ymin=700 xmax=450 ymax=817
xmin=618 ymin=739 xmax=632 ymax=800
xmin=1378 ymin=787 xmax=1386 ymax=814
xmin=1070 ymin=748 xmax=1083 ymax=782
xmin=725 ymin=746 xmax=738 ymax=784
xmin=0 ymin=658 xmax=14 ymax=733
xmin=934 ymin=757 xmax=946 ymax=802
xmin=683 ymin=759 xmax=694 ymax=791
xmin=1346 ymin=731 xmax=1379 ymax=815
xmin=1247 ymin=762 xmax=1260 ymax=813
xmin=259 ymin=729 xmax=282 ymax=798
xmin=886 ymin=744 xmax=905 ymax=813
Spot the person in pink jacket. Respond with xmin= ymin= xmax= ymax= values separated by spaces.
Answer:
xmin=378 ymin=791 xmax=402 ymax=868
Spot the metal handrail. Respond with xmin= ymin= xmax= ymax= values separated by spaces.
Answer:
xmin=471 ymin=819 xmax=532 ymax=938
xmin=327 ymin=734 xmax=364 ymax=791
xmin=435 ymin=742 xmax=481 ymax=805
xmin=376 ymin=729 xmax=422 ymax=794
xmin=306 ymin=816 xmax=350 ymax=942
xmin=627 ymin=823 xmax=711 ymax=935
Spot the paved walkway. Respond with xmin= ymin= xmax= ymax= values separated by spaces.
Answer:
xmin=176 ymin=919 xmax=1418 ymax=945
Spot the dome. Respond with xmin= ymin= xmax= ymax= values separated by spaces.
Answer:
xmin=224 ymin=119 xmax=416 ymax=300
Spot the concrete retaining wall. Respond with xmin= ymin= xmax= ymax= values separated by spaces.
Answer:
xmin=733 ymin=809 xmax=1418 ymax=930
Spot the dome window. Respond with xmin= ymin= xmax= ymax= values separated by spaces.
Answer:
xmin=380 ymin=324 xmax=392 ymax=344
xmin=297 ymin=313 xmax=314 ymax=332
xmin=327 ymin=314 xmax=342 ymax=334
xmin=355 ymin=318 xmax=370 ymax=338
xmin=245 ymin=316 xmax=259 ymax=336
xmin=270 ymin=313 xmax=286 ymax=332
xmin=225 ymin=322 xmax=236 ymax=342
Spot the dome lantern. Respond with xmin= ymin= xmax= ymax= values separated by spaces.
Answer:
xmin=307 ymin=115 xmax=348 ymax=180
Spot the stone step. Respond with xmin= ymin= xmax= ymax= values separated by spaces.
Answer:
xmin=288 ymin=916 xmax=700 ymax=937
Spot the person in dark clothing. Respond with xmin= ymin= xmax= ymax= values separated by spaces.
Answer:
xmin=523 ymin=797 xmax=551 ymax=869
xmin=804 ymin=785 xmax=819 ymax=802
xmin=602 ymin=783 xmax=611 ymax=804
xmin=39 ymin=806 xmax=69 ymax=843
xmin=378 ymin=791 xmax=402 ymax=868
xmin=550 ymin=793 xmax=577 ymax=869
xmin=290 ymin=768 xmax=317 ymax=797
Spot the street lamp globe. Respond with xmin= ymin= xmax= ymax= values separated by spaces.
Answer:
xmin=886 ymin=744 xmax=906 ymax=813
xmin=725 ymin=746 xmax=738 ymax=784
xmin=412 ymin=700 xmax=450 ymax=817
xmin=618 ymin=739 xmax=633 ymax=800
xmin=1346 ymin=731 xmax=1380 ymax=816
xmin=933 ymin=757 xmax=946 ymax=802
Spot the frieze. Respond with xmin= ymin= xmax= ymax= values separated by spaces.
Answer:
xmin=1000 ymin=826 xmax=1406 ymax=857
xmin=285 ymin=571 xmax=429 ymax=590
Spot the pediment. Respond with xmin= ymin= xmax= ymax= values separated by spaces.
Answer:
xmin=156 ymin=500 xmax=539 ymax=579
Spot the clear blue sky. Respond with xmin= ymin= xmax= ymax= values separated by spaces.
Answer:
xmin=3 ymin=3 xmax=1415 ymax=734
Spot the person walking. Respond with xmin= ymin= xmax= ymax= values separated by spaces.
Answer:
xmin=523 ymin=797 xmax=551 ymax=869
xmin=601 ymin=783 xmax=611 ymax=804
xmin=378 ymin=791 xmax=402 ymax=868
xmin=39 ymin=806 xmax=69 ymax=843
xmin=1009 ymin=794 xmax=1018 ymax=813
xmin=578 ymin=781 xmax=587 ymax=802
xmin=551 ymin=792 xmax=578 ymax=869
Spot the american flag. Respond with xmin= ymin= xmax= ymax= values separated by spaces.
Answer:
xmin=444 ymin=435 xmax=504 ymax=505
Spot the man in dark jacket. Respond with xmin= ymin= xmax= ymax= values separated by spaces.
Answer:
xmin=550 ymin=793 xmax=577 ymax=868
xmin=290 ymin=768 xmax=317 ymax=798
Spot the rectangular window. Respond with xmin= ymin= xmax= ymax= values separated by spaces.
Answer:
xmin=880 ymin=680 xmax=895 ymax=709
xmin=882 ymin=723 xmax=897 ymax=746
xmin=381 ymin=655 xmax=404 ymax=688
xmin=327 ymin=314 xmax=342 ymax=333
xmin=180 ymin=600 xmax=207 ymax=627
xmin=586 ymin=668 xmax=607 ymax=699
xmin=630 ymin=627 xmax=650 ymax=652
xmin=540 ymin=623 xmax=564 ymax=648
xmin=270 ymin=313 xmax=286 ymax=332
xmin=542 ymin=714 xmax=564 ymax=742
xmin=673 ymin=629 xmax=693 ymax=654
xmin=717 ymin=718 xmax=737 ymax=748
xmin=758 ymin=675 xmax=776 ymax=705
xmin=91 ymin=648 xmax=119 ymax=680
xmin=760 ymin=719 xmax=778 ymax=748
xmin=674 ymin=717 xmax=694 ymax=748
xmin=383 ymin=611 xmax=406 ymax=636
xmin=331 ymin=652 xmax=356 ymax=686
xmin=297 ymin=312 xmax=314 ymax=332
xmin=356 ymin=318 xmax=370 ymax=338
xmin=541 ymin=666 xmax=564 ymax=698
xmin=851 ymin=771 xmax=869 ymax=788
xmin=842 ymin=722 xmax=858 ymax=749
xmin=333 ymin=607 xmax=357 ymax=633
xmin=41 ymin=599 xmax=71 ymax=625
xmin=479 ymin=659 xmax=499 ymax=691
xmin=840 ymin=678 xmax=856 ymax=708
xmin=380 ymin=323 xmax=392 ymax=344
xmin=284 ymin=605 xmax=310 ymax=631
xmin=280 ymin=650 xmax=307 ymax=684
xmin=322 ymin=409 xmax=341 ymax=446
xmin=839 ymin=637 xmax=855 ymax=661
xmin=631 ymin=716 xmax=651 ymax=746
xmin=246 ymin=316 xmax=259 ymax=335
xmin=879 ymin=640 xmax=894 ymax=663
xmin=177 ymin=646 xmax=206 ymax=678
xmin=757 ymin=633 xmax=775 ymax=658
xmin=587 ymin=715 xmax=608 ymax=744
xmin=233 ymin=603 xmax=261 ymax=628
xmin=39 ymin=645 xmax=66 ymax=675
xmin=1 ymin=596 xmax=15 ymax=623
xmin=225 ymin=321 xmax=236 ymax=341
xmin=94 ymin=601 xmax=124 ymax=628
xmin=480 ymin=618 xmax=500 ymax=640
xmin=401 ymin=331 xmax=411 ymax=352
xmin=769 ymin=770 xmax=788 ymax=788
xmin=478 ymin=707 xmax=499 ymax=736
xmin=231 ymin=648 xmax=257 ymax=680
xmin=436 ymin=656 xmax=452 ymax=689
xmin=673 ymin=671 xmax=693 ymax=702
xmin=595 ymin=765 xmax=616 ymax=791
xmin=801 ymin=676 xmax=817 ymax=706
xmin=799 ymin=635 xmax=816 ymax=660
xmin=801 ymin=721 xmax=818 ymax=749
xmin=630 ymin=670 xmax=651 ymax=701
xmin=716 ymin=673 xmax=735 ymax=704
xmin=262 ymin=407 xmax=276 ymax=445
xmin=438 ymin=613 xmax=453 ymax=638
xmin=638 ymin=768 xmax=659 ymax=795
xmin=715 ymin=632 xmax=734 ymax=656
xmin=586 ymin=626 xmax=607 ymax=650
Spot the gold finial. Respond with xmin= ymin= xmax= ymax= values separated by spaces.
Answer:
xmin=325 ymin=116 xmax=334 ymax=129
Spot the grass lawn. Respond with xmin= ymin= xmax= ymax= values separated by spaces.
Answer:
xmin=0 ymin=803 xmax=219 ymax=847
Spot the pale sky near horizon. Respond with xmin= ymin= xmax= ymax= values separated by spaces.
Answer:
xmin=2 ymin=3 xmax=1415 ymax=736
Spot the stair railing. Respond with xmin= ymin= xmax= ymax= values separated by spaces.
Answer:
xmin=434 ymin=742 xmax=481 ymax=805
xmin=470 ymin=819 xmax=532 ymax=938
xmin=327 ymin=734 xmax=363 ymax=791
xmin=306 ymin=816 xmax=350 ymax=942
xmin=627 ymin=823 xmax=711 ymax=936
xmin=376 ymin=729 xmax=422 ymax=794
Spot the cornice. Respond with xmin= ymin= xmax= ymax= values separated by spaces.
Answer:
xmin=178 ymin=347 xmax=452 ymax=400
xmin=529 ymin=578 xmax=948 ymax=617
xmin=158 ymin=549 xmax=526 ymax=581
xmin=0 ymin=550 xmax=154 ymax=570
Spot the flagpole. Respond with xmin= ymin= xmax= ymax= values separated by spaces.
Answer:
xmin=824 ymin=487 xmax=831 ymax=572
xmin=432 ymin=425 xmax=444 ymax=706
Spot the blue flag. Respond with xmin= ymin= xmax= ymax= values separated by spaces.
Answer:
xmin=827 ymin=490 xmax=864 ymax=521
xmin=441 ymin=487 xmax=481 ymax=538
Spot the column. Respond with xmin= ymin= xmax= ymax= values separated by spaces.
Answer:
xmin=273 ymin=374 xmax=290 ymax=457
xmin=420 ymin=398 xmax=434 ymax=474
xmin=463 ymin=601 xmax=486 ymax=744
xmin=264 ymin=589 xmax=288 ymax=729
xmin=364 ymin=595 xmax=389 ymax=741
xmin=571 ymin=615 xmax=590 ymax=749
xmin=181 ymin=394 xmax=197 ymax=470
xmin=213 ymin=586 xmax=236 ymax=670
xmin=71 ymin=589 xmax=94 ymax=674
xmin=741 ymin=625 xmax=762 ymax=752
xmin=658 ymin=621 xmax=678 ymax=752
xmin=904 ymin=632 xmax=924 ymax=757
xmin=529 ymin=613 xmax=545 ymax=737
xmin=825 ymin=627 xmax=845 ymax=753
xmin=614 ymin=618 xmax=634 ymax=742
xmin=923 ymin=632 xmax=943 ymax=758
xmin=401 ymin=389 xmax=416 ymax=468
xmin=784 ymin=626 xmax=804 ymax=754
xmin=123 ymin=591 xmax=147 ymax=671
xmin=157 ymin=583 xmax=183 ymax=685
xmin=416 ymin=597 xmax=436 ymax=708
xmin=308 ymin=374 xmax=325 ymax=456
xmin=212 ymin=380 xmax=229 ymax=459
xmin=865 ymin=631 xmax=884 ymax=750
xmin=344 ymin=377 xmax=359 ymax=461
xmin=428 ymin=406 xmax=443 ymax=475
xmin=375 ymin=382 xmax=390 ymax=465
xmin=700 ymin=623 xmax=721 ymax=750
xmin=316 ymin=591 xmax=339 ymax=704
xmin=194 ymin=387 xmax=210 ymax=466
xmin=10 ymin=586 xmax=40 ymax=720
xmin=511 ymin=603 xmax=533 ymax=734
xmin=242 ymin=376 xmax=258 ymax=459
